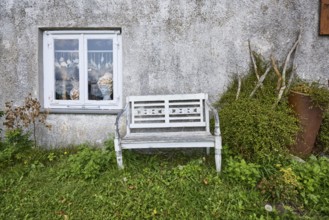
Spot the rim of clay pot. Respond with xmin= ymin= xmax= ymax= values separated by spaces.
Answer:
xmin=289 ymin=90 xmax=311 ymax=96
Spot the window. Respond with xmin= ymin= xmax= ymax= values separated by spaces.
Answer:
xmin=43 ymin=30 xmax=122 ymax=110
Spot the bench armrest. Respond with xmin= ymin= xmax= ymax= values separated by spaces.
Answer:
xmin=206 ymin=100 xmax=221 ymax=136
xmin=115 ymin=103 xmax=129 ymax=140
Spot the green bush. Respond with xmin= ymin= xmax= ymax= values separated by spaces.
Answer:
xmin=220 ymin=98 xmax=299 ymax=162
xmin=61 ymin=145 xmax=114 ymax=179
xmin=257 ymin=166 xmax=301 ymax=204
xmin=292 ymin=156 xmax=329 ymax=211
xmin=215 ymin=54 xmax=299 ymax=163
xmin=172 ymin=159 xmax=204 ymax=184
xmin=317 ymin=110 xmax=329 ymax=153
xmin=0 ymin=129 xmax=33 ymax=167
xmin=223 ymin=156 xmax=261 ymax=188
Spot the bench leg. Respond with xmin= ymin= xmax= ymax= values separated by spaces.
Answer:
xmin=206 ymin=147 xmax=210 ymax=155
xmin=215 ymin=136 xmax=222 ymax=172
xmin=215 ymin=148 xmax=221 ymax=172
xmin=116 ymin=151 xmax=124 ymax=169
xmin=114 ymin=138 xmax=124 ymax=169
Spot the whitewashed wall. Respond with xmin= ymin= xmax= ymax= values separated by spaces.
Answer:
xmin=0 ymin=0 xmax=327 ymax=147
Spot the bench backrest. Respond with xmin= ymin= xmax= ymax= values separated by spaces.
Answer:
xmin=126 ymin=93 xmax=210 ymax=133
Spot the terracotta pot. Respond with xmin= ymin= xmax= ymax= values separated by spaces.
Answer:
xmin=288 ymin=91 xmax=324 ymax=157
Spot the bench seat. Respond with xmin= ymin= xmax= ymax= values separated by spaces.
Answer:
xmin=121 ymin=132 xmax=215 ymax=149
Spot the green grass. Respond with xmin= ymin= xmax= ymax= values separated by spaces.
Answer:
xmin=0 ymin=146 xmax=328 ymax=219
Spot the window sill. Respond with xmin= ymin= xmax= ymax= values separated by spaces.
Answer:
xmin=41 ymin=108 xmax=121 ymax=115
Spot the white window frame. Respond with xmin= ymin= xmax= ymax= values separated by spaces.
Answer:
xmin=43 ymin=30 xmax=122 ymax=110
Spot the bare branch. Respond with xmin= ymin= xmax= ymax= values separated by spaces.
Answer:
xmin=248 ymin=40 xmax=260 ymax=80
xmin=249 ymin=66 xmax=271 ymax=98
xmin=282 ymin=33 xmax=301 ymax=87
xmin=271 ymin=56 xmax=282 ymax=90
xmin=236 ymin=75 xmax=242 ymax=100
xmin=273 ymin=32 xmax=301 ymax=108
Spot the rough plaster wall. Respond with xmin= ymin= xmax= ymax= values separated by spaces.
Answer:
xmin=0 ymin=0 xmax=327 ymax=147
xmin=295 ymin=1 xmax=329 ymax=82
xmin=37 ymin=115 xmax=116 ymax=148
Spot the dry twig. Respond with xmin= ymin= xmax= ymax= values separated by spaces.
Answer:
xmin=282 ymin=33 xmax=301 ymax=84
xmin=273 ymin=33 xmax=301 ymax=108
xmin=271 ymin=56 xmax=282 ymax=90
xmin=249 ymin=66 xmax=271 ymax=98
xmin=236 ymin=75 xmax=242 ymax=100
xmin=248 ymin=40 xmax=260 ymax=80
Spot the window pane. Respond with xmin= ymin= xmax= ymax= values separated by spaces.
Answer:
xmin=87 ymin=39 xmax=113 ymax=100
xmin=54 ymin=39 xmax=79 ymax=100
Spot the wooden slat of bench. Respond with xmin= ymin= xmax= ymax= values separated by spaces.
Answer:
xmin=134 ymin=103 xmax=165 ymax=107
xmin=127 ymin=93 xmax=207 ymax=102
xmin=129 ymin=122 xmax=206 ymax=128
xmin=169 ymin=116 xmax=201 ymax=121
xmin=134 ymin=117 xmax=165 ymax=122
xmin=121 ymin=132 xmax=215 ymax=149
xmin=168 ymin=102 xmax=201 ymax=106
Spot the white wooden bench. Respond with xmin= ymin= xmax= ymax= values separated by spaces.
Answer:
xmin=114 ymin=93 xmax=222 ymax=172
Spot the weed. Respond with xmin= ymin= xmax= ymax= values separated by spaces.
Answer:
xmin=224 ymin=156 xmax=261 ymax=188
xmin=292 ymin=156 xmax=329 ymax=211
xmin=257 ymin=166 xmax=301 ymax=204
xmin=60 ymin=144 xmax=114 ymax=179
xmin=317 ymin=110 xmax=329 ymax=153
xmin=3 ymin=94 xmax=51 ymax=148
xmin=0 ymin=95 xmax=52 ymax=168
xmin=0 ymin=129 xmax=33 ymax=168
